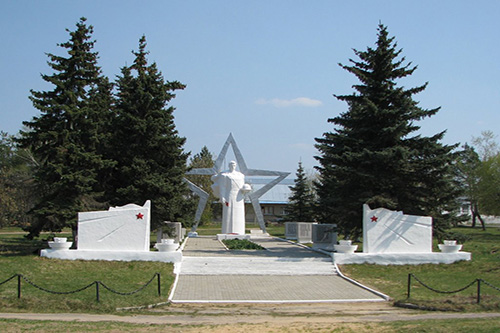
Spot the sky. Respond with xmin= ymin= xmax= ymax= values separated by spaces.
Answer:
xmin=1 ymin=0 xmax=499 ymax=176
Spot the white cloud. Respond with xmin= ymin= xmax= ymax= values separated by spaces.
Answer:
xmin=255 ymin=97 xmax=323 ymax=108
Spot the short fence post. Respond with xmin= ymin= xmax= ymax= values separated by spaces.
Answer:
xmin=407 ymin=274 xmax=411 ymax=299
xmin=17 ymin=274 xmax=21 ymax=299
xmin=477 ymin=279 xmax=481 ymax=304
xmin=157 ymin=273 xmax=161 ymax=297
xmin=95 ymin=281 xmax=100 ymax=303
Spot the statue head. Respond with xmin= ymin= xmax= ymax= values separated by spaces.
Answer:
xmin=229 ymin=161 xmax=237 ymax=172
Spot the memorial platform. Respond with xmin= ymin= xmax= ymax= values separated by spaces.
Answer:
xmin=332 ymin=252 xmax=471 ymax=265
xmin=40 ymin=249 xmax=182 ymax=263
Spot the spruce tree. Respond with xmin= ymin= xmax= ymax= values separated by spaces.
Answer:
xmin=471 ymin=131 xmax=500 ymax=216
xmin=108 ymin=36 xmax=189 ymax=230
xmin=286 ymin=161 xmax=316 ymax=222
xmin=315 ymin=24 xmax=461 ymax=239
xmin=0 ymin=132 xmax=35 ymax=228
xmin=18 ymin=18 xmax=113 ymax=239
xmin=456 ymin=144 xmax=485 ymax=229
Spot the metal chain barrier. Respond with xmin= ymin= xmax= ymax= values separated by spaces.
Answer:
xmin=98 ymin=273 xmax=159 ymax=296
xmin=410 ymin=273 xmax=477 ymax=294
xmin=480 ymin=279 xmax=500 ymax=292
xmin=408 ymin=273 xmax=500 ymax=304
xmin=20 ymin=275 xmax=95 ymax=295
xmin=0 ymin=274 xmax=18 ymax=286
xmin=0 ymin=273 xmax=161 ymax=302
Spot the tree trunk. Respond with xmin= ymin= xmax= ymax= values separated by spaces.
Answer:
xmin=472 ymin=203 xmax=486 ymax=231
xmin=72 ymin=225 xmax=78 ymax=248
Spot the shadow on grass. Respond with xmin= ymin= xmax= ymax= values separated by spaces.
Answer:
xmin=470 ymin=231 xmax=500 ymax=243
xmin=456 ymin=225 xmax=500 ymax=242
xmin=0 ymin=236 xmax=47 ymax=257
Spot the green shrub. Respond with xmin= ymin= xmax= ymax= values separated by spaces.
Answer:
xmin=222 ymin=239 xmax=264 ymax=250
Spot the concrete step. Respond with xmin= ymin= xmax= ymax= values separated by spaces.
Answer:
xmin=178 ymin=256 xmax=337 ymax=275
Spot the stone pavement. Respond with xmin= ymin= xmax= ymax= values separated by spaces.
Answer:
xmin=170 ymin=236 xmax=387 ymax=303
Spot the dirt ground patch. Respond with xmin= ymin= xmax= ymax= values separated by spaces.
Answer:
xmin=1 ymin=301 xmax=499 ymax=332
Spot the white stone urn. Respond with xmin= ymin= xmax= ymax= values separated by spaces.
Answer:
xmin=48 ymin=237 xmax=72 ymax=250
xmin=334 ymin=240 xmax=358 ymax=253
xmin=438 ymin=240 xmax=462 ymax=253
xmin=154 ymin=238 xmax=178 ymax=252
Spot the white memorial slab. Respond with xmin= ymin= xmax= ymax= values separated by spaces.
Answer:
xmin=78 ymin=201 xmax=151 ymax=252
xmin=40 ymin=200 xmax=182 ymax=263
xmin=363 ymin=204 xmax=432 ymax=253
xmin=331 ymin=204 xmax=471 ymax=265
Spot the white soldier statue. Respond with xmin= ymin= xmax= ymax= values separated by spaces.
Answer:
xmin=211 ymin=161 xmax=251 ymax=234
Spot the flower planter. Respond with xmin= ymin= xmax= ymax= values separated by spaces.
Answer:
xmin=438 ymin=240 xmax=462 ymax=253
xmin=334 ymin=240 xmax=358 ymax=253
xmin=48 ymin=239 xmax=72 ymax=250
xmin=154 ymin=239 xmax=178 ymax=252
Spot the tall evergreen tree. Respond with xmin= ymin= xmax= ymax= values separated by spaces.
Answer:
xmin=315 ymin=24 xmax=461 ymax=239
xmin=108 ymin=36 xmax=189 ymax=230
xmin=0 ymin=132 xmax=36 ymax=228
xmin=456 ymin=144 xmax=485 ymax=229
xmin=286 ymin=161 xmax=316 ymax=222
xmin=17 ymin=18 xmax=113 ymax=239
xmin=471 ymin=132 xmax=500 ymax=216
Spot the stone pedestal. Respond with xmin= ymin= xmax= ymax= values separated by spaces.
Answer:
xmin=216 ymin=234 xmax=251 ymax=241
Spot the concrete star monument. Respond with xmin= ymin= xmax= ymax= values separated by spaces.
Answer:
xmin=185 ymin=133 xmax=289 ymax=233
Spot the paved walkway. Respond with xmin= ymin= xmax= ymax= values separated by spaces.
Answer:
xmin=170 ymin=236 xmax=387 ymax=303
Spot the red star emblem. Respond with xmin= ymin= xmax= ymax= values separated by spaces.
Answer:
xmin=225 ymin=202 xmax=229 ymax=207
xmin=370 ymin=215 xmax=378 ymax=222
xmin=136 ymin=213 xmax=144 ymax=220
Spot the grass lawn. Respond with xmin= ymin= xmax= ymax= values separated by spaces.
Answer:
xmin=1 ymin=223 xmax=499 ymax=314
xmin=0 ymin=230 xmax=174 ymax=313
xmin=338 ymin=226 xmax=500 ymax=311
xmin=248 ymin=223 xmax=500 ymax=311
